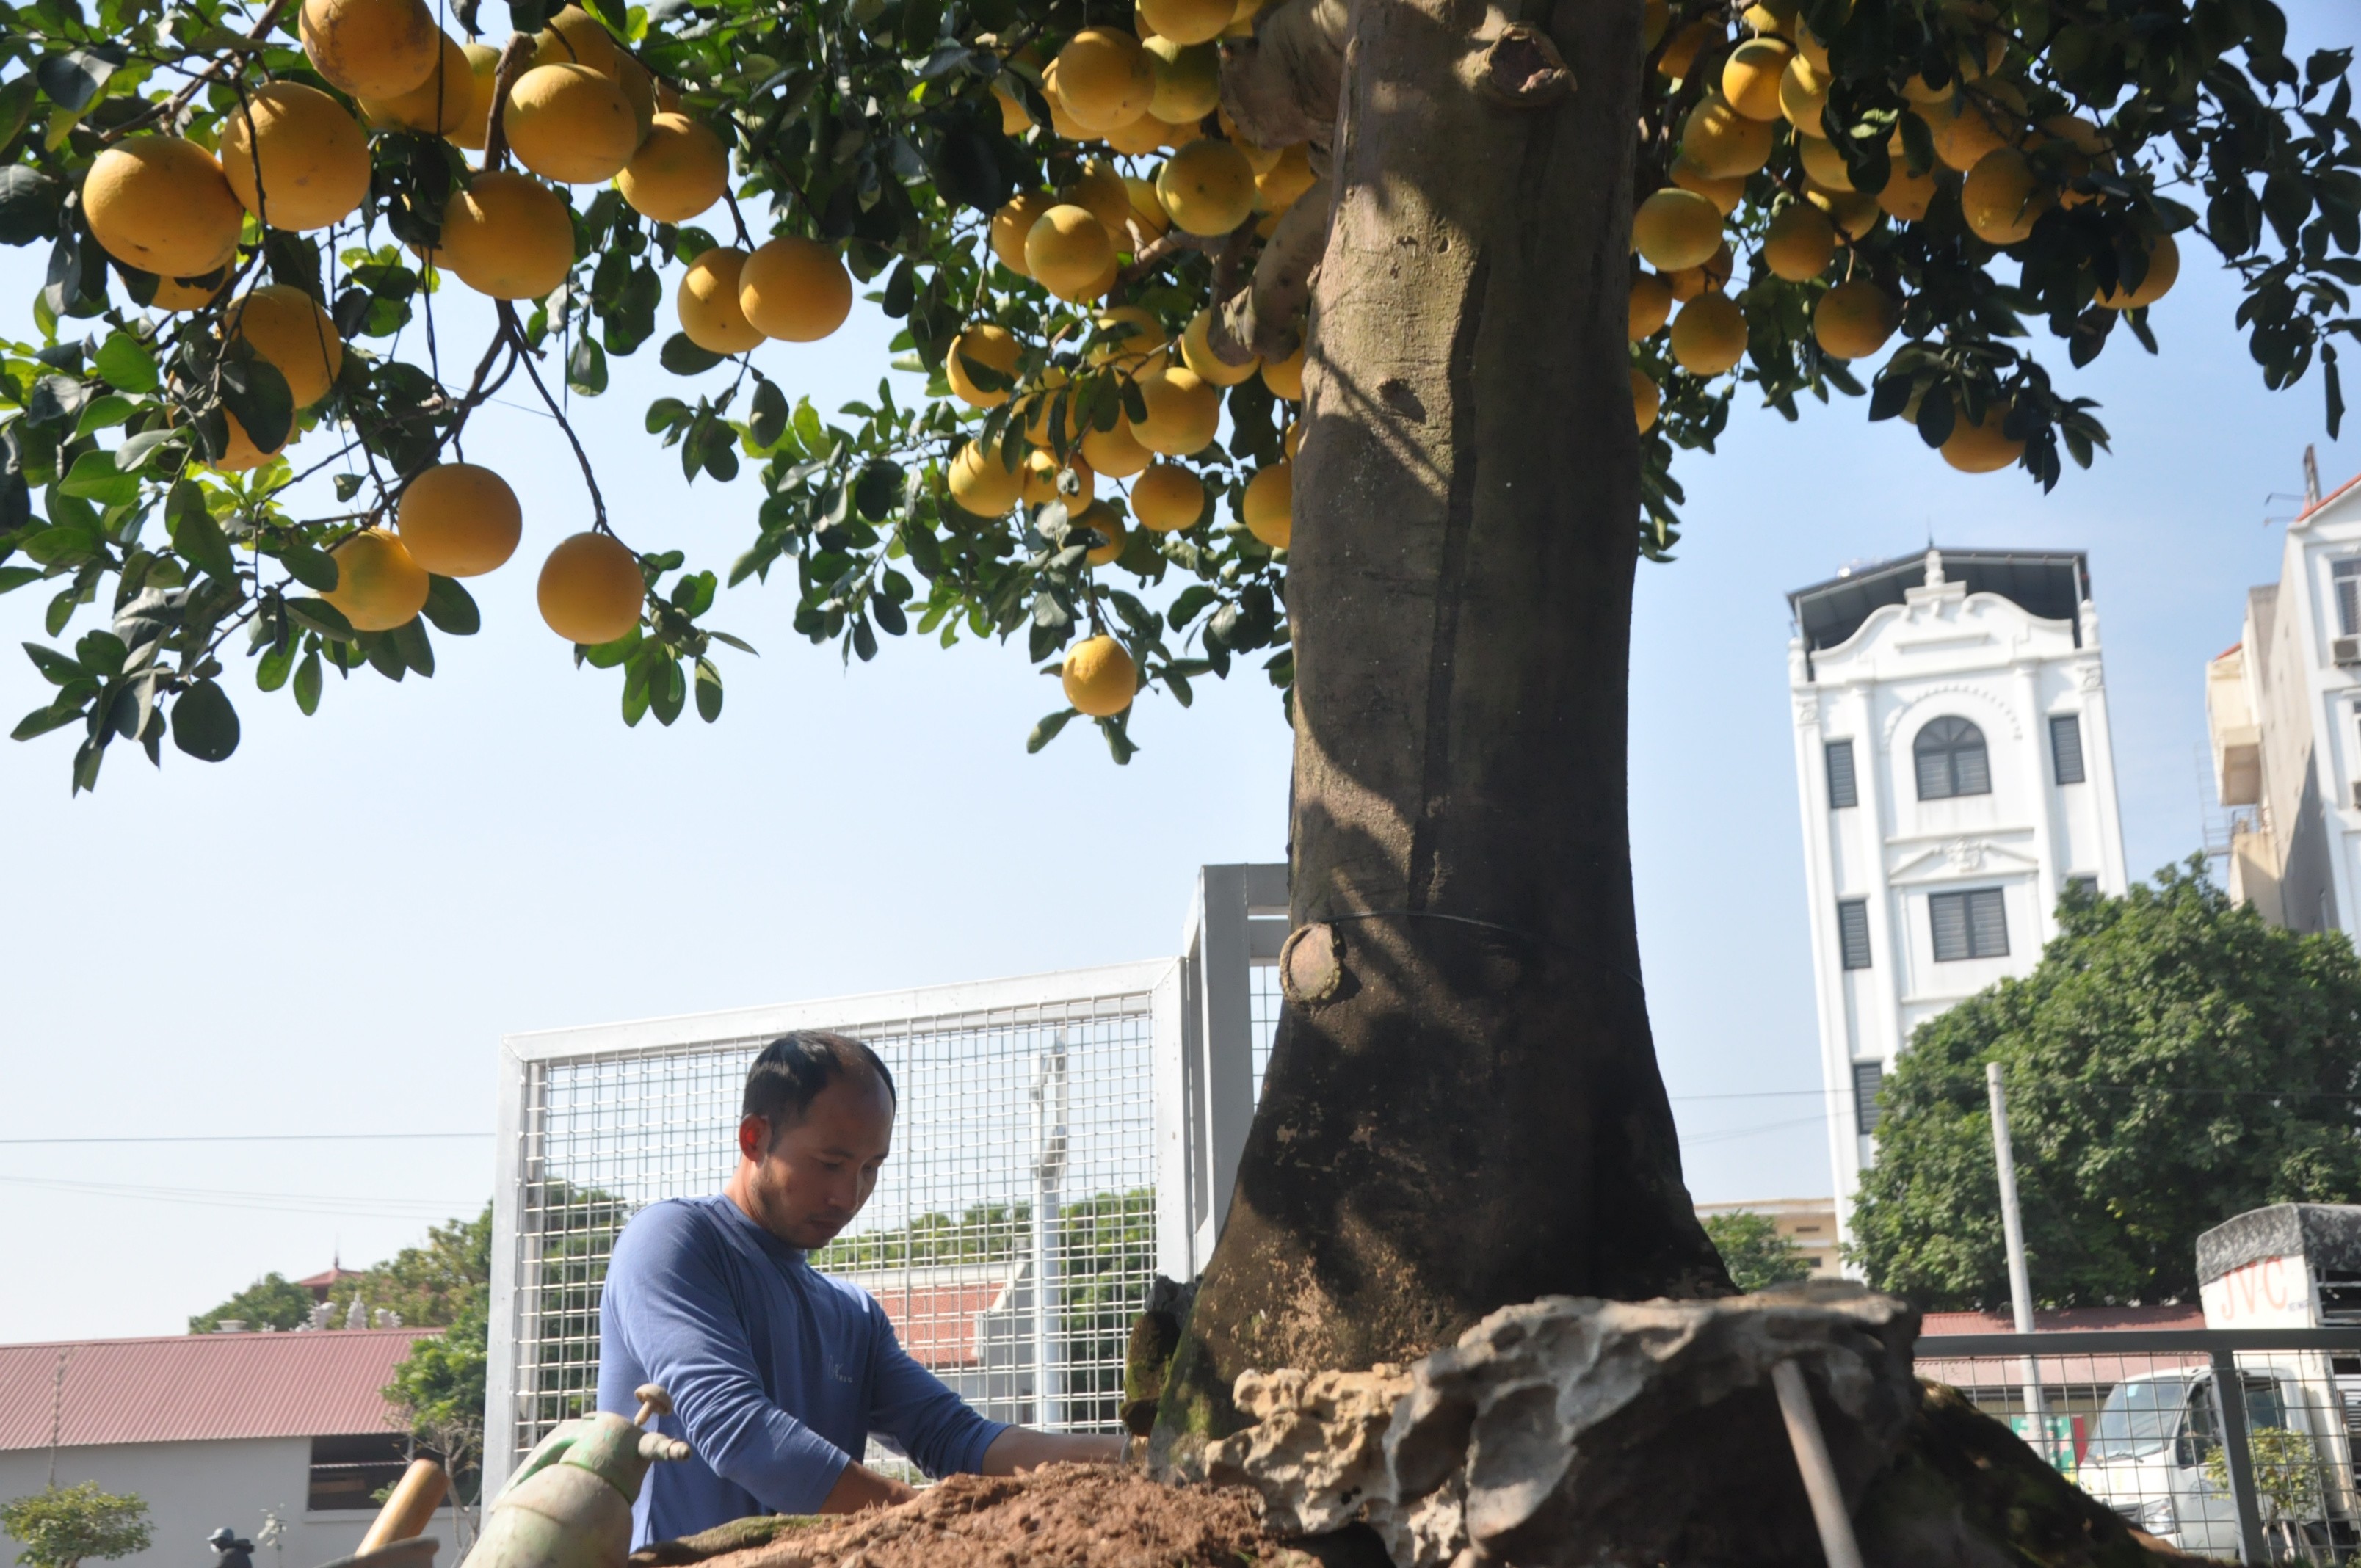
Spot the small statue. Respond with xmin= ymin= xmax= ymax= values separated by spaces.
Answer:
xmin=463 ymin=1385 xmax=691 ymax=1568
xmin=208 ymin=1527 xmax=255 ymax=1568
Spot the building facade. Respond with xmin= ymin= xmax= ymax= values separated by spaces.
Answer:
xmin=1788 ymin=549 xmax=2129 ymax=1248
xmin=2206 ymin=470 xmax=2361 ymax=936
xmin=1692 ymin=1198 xmax=1843 ymax=1278
xmin=0 ymin=1329 xmax=444 ymax=1568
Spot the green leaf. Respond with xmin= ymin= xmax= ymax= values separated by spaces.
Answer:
xmin=11 ymin=692 xmax=85 ymax=740
xmin=0 ymin=166 xmax=63 ymax=246
xmin=93 ymin=331 xmax=159 ymax=393
xmin=1026 ymin=707 xmax=1076 ymax=753
xmin=659 ymin=333 xmax=726 ymax=376
xmin=292 ymin=648 xmax=323 ymax=714
xmin=421 ymin=576 xmax=481 ymax=635
xmin=35 ymin=48 xmax=120 ymax=113
xmin=217 ymin=355 xmax=294 ymax=455
xmin=285 ymin=596 xmax=356 ymax=641
xmin=750 ymin=380 xmax=788 ymax=449
xmin=169 ymin=678 xmax=240 ymax=762
xmin=568 ymin=334 xmax=609 ymax=395
xmin=280 ymin=547 xmax=340 ymax=592
xmin=167 ymin=482 xmax=239 ymax=584
xmin=256 ymin=640 xmax=296 ymax=692
xmin=58 ymin=449 xmax=138 ymax=507
xmin=694 ymin=657 xmax=723 ymax=721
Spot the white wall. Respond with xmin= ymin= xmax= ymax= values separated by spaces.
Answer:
xmin=0 ymin=1440 xmax=451 ymax=1568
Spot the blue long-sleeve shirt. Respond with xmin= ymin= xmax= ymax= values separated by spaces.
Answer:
xmin=595 ymin=1194 xmax=1008 ymax=1543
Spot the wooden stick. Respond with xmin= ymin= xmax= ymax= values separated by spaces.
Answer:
xmin=357 ymin=1459 xmax=449 ymax=1556
xmin=1771 ymin=1360 xmax=1865 ymax=1568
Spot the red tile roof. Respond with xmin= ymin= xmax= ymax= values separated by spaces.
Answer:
xmin=1919 ymin=1304 xmax=2204 ymax=1335
xmin=0 ymin=1329 xmax=438 ymax=1451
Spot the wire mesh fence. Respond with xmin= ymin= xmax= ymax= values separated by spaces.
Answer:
xmin=492 ymin=969 xmax=1174 ymax=1489
xmin=1921 ymin=1330 xmax=2361 ymax=1562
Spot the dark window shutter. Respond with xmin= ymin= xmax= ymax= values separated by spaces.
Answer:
xmin=1826 ymin=740 xmax=1858 ymax=809
xmin=2050 ymin=714 xmax=2086 ymax=785
xmin=1930 ymin=891 xmax=1970 ymax=960
xmin=1853 ymin=1060 xmax=1885 ymax=1135
xmin=2066 ymin=874 xmax=2099 ymax=899
xmin=1917 ymin=748 xmax=1953 ymax=800
xmin=1968 ymin=888 xmax=2009 ymax=957
xmin=1838 ymin=899 xmax=1871 ymax=969
xmin=1953 ymin=743 xmax=1991 ymax=796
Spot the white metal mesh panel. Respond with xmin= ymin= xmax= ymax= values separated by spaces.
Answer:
xmin=1250 ymin=962 xmax=1280 ymax=1106
xmin=503 ymin=985 xmax=1161 ymax=1481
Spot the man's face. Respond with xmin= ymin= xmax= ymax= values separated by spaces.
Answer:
xmin=736 ymin=1072 xmax=895 ymax=1249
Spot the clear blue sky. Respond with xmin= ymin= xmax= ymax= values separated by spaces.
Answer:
xmin=0 ymin=9 xmax=2348 ymax=1340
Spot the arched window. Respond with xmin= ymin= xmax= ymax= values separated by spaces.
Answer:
xmin=1915 ymin=716 xmax=1991 ymax=799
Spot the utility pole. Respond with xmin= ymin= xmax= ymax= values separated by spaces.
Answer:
xmin=1985 ymin=1063 xmax=2048 ymax=1445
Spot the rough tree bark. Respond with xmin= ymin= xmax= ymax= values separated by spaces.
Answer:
xmin=1153 ymin=0 xmax=1732 ymax=1467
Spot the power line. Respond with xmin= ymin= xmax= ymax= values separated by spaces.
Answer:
xmin=0 ymin=1172 xmax=484 ymax=1221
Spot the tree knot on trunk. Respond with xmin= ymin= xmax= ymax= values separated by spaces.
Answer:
xmin=1476 ymin=25 xmax=1574 ymax=109
xmin=1279 ymin=922 xmax=1346 ymax=1006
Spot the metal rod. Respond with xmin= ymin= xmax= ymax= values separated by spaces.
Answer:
xmin=1985 ymin=1062 xmax=2048 ymax=1434
xmin=1771 ymin=1360 xmax=1865 ymax=1568
xmin=2208 ymin=1348 xmax=2269 ymax=1567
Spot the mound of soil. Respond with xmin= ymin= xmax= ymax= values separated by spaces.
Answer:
xmin=629 ymin=1465 xmax=1294 ymax=1568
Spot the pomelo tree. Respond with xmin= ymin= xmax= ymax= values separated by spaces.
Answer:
xmin=0 ymin=0 xmax=2353 ymax=1475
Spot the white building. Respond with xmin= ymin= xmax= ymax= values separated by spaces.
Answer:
xmin=0 ymin=1329 xmax=449 ymax=1568
xmin=2205 ymin=468 xmax=2361 ymax=935
xmin=1787 ymin=549 xmax=2129 ymax=1246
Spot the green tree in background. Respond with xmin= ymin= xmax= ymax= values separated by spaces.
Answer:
xmin=385 ymin=1294 xmax=489 ymax=1521
xmin=357 ymin=1206 xmax=493 ymax=1329
xmin=1852 ymin=862 xmax=2361 ymax=1310
xmin=1700 ymin=1211 xmax=1815 ymax=1293
xmin=186 ymin=1271 xmax=313 ymax=1333
xmin=0 ymin=1483 xmax=152 ymax=1568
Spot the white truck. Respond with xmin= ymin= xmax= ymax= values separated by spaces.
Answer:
xmin=2071 ymin=1205 xmax=2361 ymax=1558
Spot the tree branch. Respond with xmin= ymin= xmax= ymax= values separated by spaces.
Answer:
xmin=1218 ymin=0 xmax=1349 ymax=150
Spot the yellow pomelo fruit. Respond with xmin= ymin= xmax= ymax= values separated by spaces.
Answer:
xmin=538 ymin=531 xmax=645 ymax=645
xmin=1089 ymin=306 xmax=1167 ymax=370
xmin=1657 ymin=19 xmax=1720 ymax=78
xmin=1670 ymin=292 xmax=1747 ymax=375
xmin=1805 ymin=184 xmax=1882 ymax=239
xmin=1156 ymin=139 xmax=1256 ymax=236
xmin=534 ymin=4 xmax=620 ymax=77
xmin=326 ymin=529 xmax=431 ymax=631
xmin=1780 ymin=54 xmax=1829 ymax=133
xmin=1962 ymin=148 xmax=2049 ymax=244
xmin=1632 ymin=368 xmax=1661 ymax=432
xmin=1023 ymin=449 xmax=1097 ymax=509
xmin=1242 ymin=462 xmax=1291 ymax=548
xmin=397 ymin=462 xmax=522 ymax=578
xmin=210 ymin=410 xmax=286 ymax=473
xmin=1629 ymin=273 xmax=1674 ymax=339
xmin=1631 ymin=187 xmax=1724 ymax=272
xmin=675 ymin=247 xmax=764 ymax=355
xmin=452 ymin=42 xmax=502 ymax=150
xmin=1929 ymin=93 xmax=2013 ymax=172
xmin=1901 ymin=73 xmax=1950 ymax=104
xmin=1261 ymin=342 xmax=1305 ymax=401
xmin=1134 ymin=363 xmax=1221 ymax=454
xmin=84 ymin=138 xmax=244 ymax=280
xmin=1681 ymin=92 xmax=1774 ymax=178
xmin=948 ymin=324 xmax=1021 ymax=407
xmin=1721 ymin=38 xmax=1792 ymax=120
xmin=1054 ymin=29 xmax=1155 ymax=131
xmin=1180 ymin=309 xmax=1259 ymax=386
xmin=656 ymin=76 xmax=681 ymax=113
xmin=1797 ymin=134 xmax=1854 ymax=191
xmin=1230 ymin=135 xmax=1283 ymax=175
xmin=1643 ymin=0 xmax=1671 ymax=49
xmin=949 ymin=440 xmax=1024 ymax=518
xmin=505 ymin=64 xmax=639 ymax=184
xmin=224 ymin=285 xmax=343 ymax=409
xmin=2096 ymin=231 xmax=2179 ymax=310
xmin=1255 ymin=142 xmax=1316 ymax=211
xmin=1669 ymin=156 xmax=1744 ymax=217
xmin=1139 ymin=0 xmax=1230 ymax=45
xmin=1664 ymin=240 xmax=1735 ymax=300
xmin=1879 ymin=130 xmax=1940 ymax=220
xmin=1793 ymin=17 xmax=1829 ymax=72
xmin=618 ymin=114 xmax=728 ymax=223
xmin=1284 ymin=419 xmax=1302 ymax=460
xmin=1813 ymin=280 xmax=1899 ymax=358
xmin=993 ymin=79 xmax=1032 ymax=134
xmin=1131 ymin=461 xmax=1204 ymax=530
xmin=1024 ymin=205 xmax=1116 ymax=301
xmin=1083 ymin=415 xmax=1153 ymax=479
xmin=1040 ymin=60 xmax=1092 ymax=139
xmin=1741 ymin=0 xmax=1794 ymax=35
xmin=614 ymin=54 xmax=657 ymax=145
xmin=991 ymin=192 xmax=1055 ymax=275
xmin=1062 ymin=159 xmax=1134 ymax=236
xmin=739 ymin=236 xmax=852 ymax=341
xmin=1073 ymin=500 xmax=1125 ymax=564
xmin=1144 ymin=37 xmax=1220 ymax=123
xmin=219 ymin=83 xmax=371 ymax=232
xmin=1763 ymin=200 xmax=1835 ymax=280
xmin=1062 ymin=634 xmax=1136 ymax=716
xmin=1023 ymin=368 xmax=1077 ymax=446
xmin=302 ymin=0 xmax=438 ymax=99
xmin=149 ymin=272 xmax=227 ymax=311
xmin=441 ymin=171 xmax=576 ymax=300
xmin=359 ymin=31 xmax=474 ymax=136
xmin=1940 ymin=404 xmax=2022 ymax=473
xmin=1106 ymin=112 xmax=1167 ymax=156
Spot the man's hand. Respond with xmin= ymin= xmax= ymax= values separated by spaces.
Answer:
xmin=818 ymin=1462 xmax=919 ymax=1514
xmin=979 ymin=1428 xmax=1127 ymax=1474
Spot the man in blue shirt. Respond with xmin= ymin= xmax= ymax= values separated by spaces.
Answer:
xmin=598 ymin=1032 xmax=1123 ymax=1544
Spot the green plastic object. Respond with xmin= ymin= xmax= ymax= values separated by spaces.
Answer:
xmin=465 ymin=1386 xmax=692 ymax=1568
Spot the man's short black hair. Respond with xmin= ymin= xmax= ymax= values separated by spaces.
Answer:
xmin=742 ymin=1031 xmax=896 ymax=1135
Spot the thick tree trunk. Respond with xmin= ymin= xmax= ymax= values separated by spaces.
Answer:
xmin=1154 ymin=0 xmax=1730 ymax=1465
